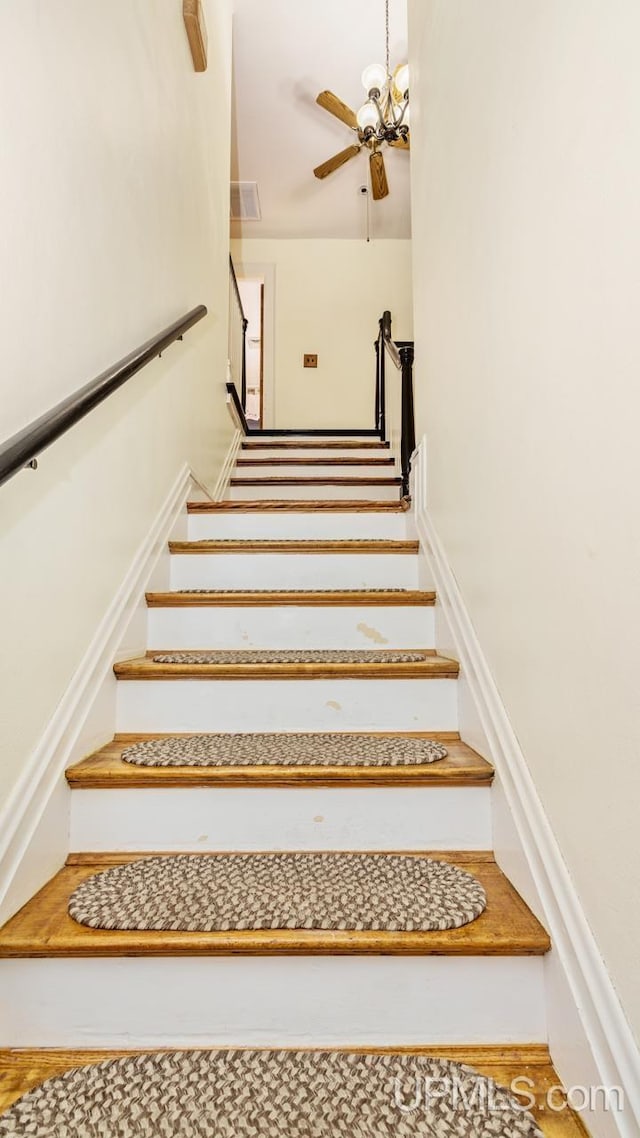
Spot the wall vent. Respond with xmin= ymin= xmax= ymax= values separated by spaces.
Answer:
xmin=230 ymin=182 xmax=261 ymax=221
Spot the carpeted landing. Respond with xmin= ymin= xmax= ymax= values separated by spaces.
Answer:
xmin=0 ymin=1050 xmax=542 ymax=1137
xmin=67 ymin=853 xmax=487 ymax=933
xmin=121 ymin=733 xmax=448 ymax=767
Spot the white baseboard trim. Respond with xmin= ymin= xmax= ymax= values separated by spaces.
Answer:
xmin=210 ymin=427 xmax=242 ymax=501
xmin=411 ymin=437 xmax=640 ymax=1138
xmin=189 ymin=469 xmax=215 ymax=502
xmin=0 ymin=463 xmax=193 ymax=927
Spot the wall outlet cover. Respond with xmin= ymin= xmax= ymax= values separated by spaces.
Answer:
xmin=303 ymin=354 xmax=318 ymax=368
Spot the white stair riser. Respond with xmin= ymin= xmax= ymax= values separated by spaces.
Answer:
xmin=234 ymin=464 xmax=394 ymax=479
xmin=69 ymin=787 xmax=491 ymax=852
xmin=0 ymin=957 xmax=546 ymax=1047
xmin=188 ymin=514 xmax=410 ymax=541
xmin=116 ymin=678 xmax=459 ymax=734
xmin=169 ymin=554 xmax=419 ymax=591
xmin=241 ymin=448 xmax=392 ymax=461
xmin=228 ymin=483 xmax=401 ymax=502
xmin=252 ymin=436 xmax=380 ymax=444
xmin=147 ymin=606 xmax=435 ymax=650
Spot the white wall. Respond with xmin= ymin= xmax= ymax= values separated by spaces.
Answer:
xmin=231 ymin=239 xmax=412 ymax=428
xmin=409 ymin=0 xmax=640 ymax=1042
xmin=0 ymin=1 xmax=233 ymax=806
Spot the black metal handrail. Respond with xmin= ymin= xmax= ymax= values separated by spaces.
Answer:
xmin=229 ymin=255 xmax=249 ymax=408
xmin=374 ymin=324 xmax=386 ymax=440
xmin=376 ymin=309 xmax=415 ymax=498
xmin=226 ymin=381 xmax=250 ymax=434
xmin=227 ymin=377 xmax=381 ymax=439
xmin=0 ymin=305 xmax=207 ymax=491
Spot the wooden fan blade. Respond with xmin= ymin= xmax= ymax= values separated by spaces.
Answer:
xmin=316 ymin=90 xmax=358 ymax=130
xmin=389 ymin=134 xmax=410 ymax=150
xmin=314 ymin=144 xmax=361 ymax=180
xmin=370 ymin=150 xmax=389 ymax=200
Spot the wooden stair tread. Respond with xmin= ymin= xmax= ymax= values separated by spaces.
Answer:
xmin=0 ymin=852 xmax=550 ymax=958
xmin=167 ymin=539 xmax=419 ymax=554
xmin=229 ymin=476 xmax=403 ymax=486
xmin=113 ymin=650 xmax=459 ymax=680
xmin=66 ymin=733 xmax=493 ymax=788
xmin=145 ymin=589 xmax=435 ymax=607
xmin=0 ymin=1046 xmax=589 ymax=1136
xmin=187 ymin=500 xmax=411 ymax=512
xmin=235 ymin=457 xmax=395 ymax=466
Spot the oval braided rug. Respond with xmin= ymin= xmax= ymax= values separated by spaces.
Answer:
xmin=67 ymin=853 xmax=486 ymax=933
xmin=151 ymin=649 xmax=430 ymax=664
xmin=176 ymin=586 xmax=410 ymax=592
xmin=0 ymin=1050 xmax=542 ymax=1137
xmin=121 ymin=733 xmax=449 ymax=768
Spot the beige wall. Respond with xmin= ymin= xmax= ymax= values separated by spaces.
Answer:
xmin=231 ymin=239 xmax=412 ymax=428
xmin=409 ymin=0 xmax=640 ymax=1039
xmin=0 ymin=1 xmax=233 ymax=804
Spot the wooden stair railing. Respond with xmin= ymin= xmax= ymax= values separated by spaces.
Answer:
xmin=377 ymin=310 xmax=415 ymax=498
xmin=0 ymin=305 xmax=207 ymax=491
xmin=228 ymin=255 xmax=249 ymax=410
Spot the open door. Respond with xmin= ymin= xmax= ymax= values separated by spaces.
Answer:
xmin=237 ymin=278 xmax=263 ymax=428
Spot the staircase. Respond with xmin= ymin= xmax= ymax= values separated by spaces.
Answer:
xmin=0 ymin=434 xmax=588 ymax=1136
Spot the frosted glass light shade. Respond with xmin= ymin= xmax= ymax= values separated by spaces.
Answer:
xmin=394 ymin=63 xmax=410 ymax=96
xmin=357 ymin=102 xmax=379 ymax=131
xmin=361 ymin=63 xmax=387 ymax=93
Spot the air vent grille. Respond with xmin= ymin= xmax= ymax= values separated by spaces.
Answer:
xmin=230 ymin=182 xmax=261 ymax=221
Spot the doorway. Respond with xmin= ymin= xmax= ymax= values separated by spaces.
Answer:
xmin=237 ymin=278 xmax=263 ymax=428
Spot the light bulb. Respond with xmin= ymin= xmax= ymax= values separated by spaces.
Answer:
xmin=361 ymin=63 xmax=387 ymax=94
xmin=357 ymin=102 xmax=379 ymax=131
xmin=394 ymin=63 xmax=410 ymax=97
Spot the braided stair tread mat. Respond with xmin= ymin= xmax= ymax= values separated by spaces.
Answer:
xmin=0 ymin=1050 xmax=542 ymax=1137
xmin=121 ymin=733 xmax=448 ymax=768
xmin=176 ymin=587 xmax=410 ymax=592
xmin=67 ymin=853 xmax=486 ymax=933
xmin=151 ymin=649 xmax=431 ymax=664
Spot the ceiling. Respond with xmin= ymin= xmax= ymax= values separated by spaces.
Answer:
xmin=230 ymin=0 xmax=411 ymax=240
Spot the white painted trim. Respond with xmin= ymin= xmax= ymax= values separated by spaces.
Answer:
xmin=209 ymin=427 xmax=242 ymax=502
xmin=0 ymin=464 xmax=193 ymax=926
xmin=189 ymin=468 xmax=215 ymax=502
xmin=411 ymin=436 xmax=640 ymax=1138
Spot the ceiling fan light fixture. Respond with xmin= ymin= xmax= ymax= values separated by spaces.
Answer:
xmin=313 ymin=1 xmax=409 ymax=202
xmin=361 ymin=62 xmax=387 ymax=94
xmin=393 ymin=62 xmax=410 ymax=100
xmin=356 ymin=101 xmax=380 ymax=132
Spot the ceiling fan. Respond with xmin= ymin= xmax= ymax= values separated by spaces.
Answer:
xmin=313 ymin=2 xmax=410 ymax=201
xmin=313 ymin=87 xmax=409 ymax=201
